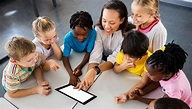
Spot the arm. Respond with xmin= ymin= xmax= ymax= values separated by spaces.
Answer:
xmin=62 ymin=56 xmax=80 ymax=85
xmin=74 ymin=52 xmax=90 ymax=76
xmin=51 ymin=41 xmax=62 ymax=60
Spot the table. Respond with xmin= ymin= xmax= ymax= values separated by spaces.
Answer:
xmin=4 ymin=46 xmax=164 ymax=109
xmin=74 ymin=69 xmax=164 ymax=109
xmin=0 ymin=97 xmax=18 ymax=109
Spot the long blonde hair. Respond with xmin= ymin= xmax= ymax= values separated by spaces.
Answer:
xmin=32 ymin=16 xmax=55 ymax=37
xmin=132 ymin=0 xmax=160 ymax=19
xmin=5 ymin=36 xmax=36 ymax=61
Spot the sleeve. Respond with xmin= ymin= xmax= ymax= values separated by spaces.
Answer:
xmin=63 ymin=33 xmax=72 ymax=57
xmin=86 ymin=29 xmax=97 ymax=53
xmin=89 ymin=27 xmax=103 ymax=64
xmin=151 ymin=22 xmax=167 ymax=52
xmin=4 ymin=74 xmax=20 ymax=93
xmin=115 ymin=52 xmax=124 ymax=65
xmin=107 ymin=39 xmax=123 ymax=64
xmin=164 ymin=84 xmax=182 ymax=99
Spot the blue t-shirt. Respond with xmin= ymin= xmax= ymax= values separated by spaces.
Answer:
xmin=63 ymin=28 xmax=96 ymax=57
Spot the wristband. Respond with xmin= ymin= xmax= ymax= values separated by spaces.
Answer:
xmin=93 ymin=66 xmax=101 ymax=75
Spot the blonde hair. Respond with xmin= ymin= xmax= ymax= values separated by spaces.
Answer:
xmin=32 ymin=16 xmax=55 ymax=37
xmin=132 ymin=0 xmax=160 ymax=19
xmin=5 ymin=36 xmax=36 ymax=61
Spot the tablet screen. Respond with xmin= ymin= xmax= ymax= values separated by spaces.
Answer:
xmin=55 ymin=84 xmax=96 ymax=105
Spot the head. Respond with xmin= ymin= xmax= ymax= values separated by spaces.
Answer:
xmin=32 ymin=16 xmax=58 ymax=45
xmin=96 ymin=0 xmax=128 ymax=35
xmin=5 ymin=36 xmax=38 ymax=68
xmin=70 ymin=11 xmax=93 ymax=42
xmin=131 ymin=0 xmax=160 ymax=26
xmin=147 ymin=98 xmax=190 ymax=109
xmin=121 ymin=29 xmax=149 ymax=63
xmin=146 ymin=42 xmax=188 ymax=81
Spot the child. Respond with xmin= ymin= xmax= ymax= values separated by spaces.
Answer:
xmin=32 ymin=16 xmax=62 ymax=60
xmin=147 ymin=98 xmax=190 ymax=109
xmin=62 ymin=11 xmax=96 ymax=85
xmin=2 ymin=36 xmax=51 ymax=98
xmin=120 ymin=42 xmax=192 ymax=108
xmin=129 ymin=0 xmax=167 ymax=53
xmin=113 ymin=29 xmax=150 ymax=76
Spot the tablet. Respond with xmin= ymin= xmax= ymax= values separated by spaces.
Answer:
xmin=55 ymin=84 xmax=97 ymax=105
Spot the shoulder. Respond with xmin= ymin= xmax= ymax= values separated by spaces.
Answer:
xmin=152 ymin=20 xmax=167 ymax=33
xmin=64 ymin=30 xmax=74 ymax=39
xmin=3 ymin=62 xmax=20 ymax=77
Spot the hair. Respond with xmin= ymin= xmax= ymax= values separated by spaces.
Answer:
xmin=147 ymin=42 xmax=188 ymax=76
xmin=121 ymin=29 xmax=149 ymax=58
xmin=154 ymin=97 xmax=190 ymax=109
xmin=95 ymin=0 xmax=128 ymax=33
xmin=70 ymin=11 xmax=93 ymax=30
xmin=132 ymin=0 xmax=160 ymax=19
xmin=32 ymin=16 xmax=55 ymax=37
xmin=5 ymin=36 xmax=36 ymax=61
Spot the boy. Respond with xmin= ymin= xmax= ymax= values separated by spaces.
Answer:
xmin=2 ymin=36 xmax=52 ymax=98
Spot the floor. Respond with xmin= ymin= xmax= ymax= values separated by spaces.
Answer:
xmin=0 ymin=0 xmax=192 ymax=97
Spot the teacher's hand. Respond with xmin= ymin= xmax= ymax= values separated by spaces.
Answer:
xmin=75 ymin=68 xmax=97 ymax=90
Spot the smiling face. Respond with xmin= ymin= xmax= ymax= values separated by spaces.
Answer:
xmin=131 ymin=2 xmax=153 ymax=26
xmin=38 ymin=28 xmax=58 ymax=45
xmin=102 ymin=9 xmax=124 ymax=35
xmin=73 ymin=26 xmax=89 ymax=42
xmin=15 ymin=51 xmax=38 ymax=68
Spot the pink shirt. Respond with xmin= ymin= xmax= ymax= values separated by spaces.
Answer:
xmin=160 ymin=70 xmax=192 ymax=108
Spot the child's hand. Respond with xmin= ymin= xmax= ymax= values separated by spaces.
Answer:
xmin=134 ymin=87 xmax=145 ymax=96
xmin=48 ymin=59 xmax=61 ymax=71
xmin=73 ymin=67 xmax=82 ymax=77
xmin=121 ymin=56 xmax=135 ymax=69
xmin=36 ymin=84 xmax=51 ymax=96
xmin=115 ymin=93 xmax=128 ymax=104
xmin=129 ymin=92 xmax=139 ymax=100
xmin=69 ymin=75 xmax=81 ymax=86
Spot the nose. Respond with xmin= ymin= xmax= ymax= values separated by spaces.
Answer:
xmin=131 ymin=15 xmax=136 ymax=21
xmin=105 ymin=22 xmax=110 ymax=29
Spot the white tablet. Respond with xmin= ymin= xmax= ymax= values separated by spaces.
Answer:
xmin=55 ymin=84 xmax=97 ymax=105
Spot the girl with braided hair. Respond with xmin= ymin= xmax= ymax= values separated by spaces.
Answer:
xmin=127 ymin=42 xmax=192 ymax=108
xmin=62 ymin=11 xmax=96 ymax=85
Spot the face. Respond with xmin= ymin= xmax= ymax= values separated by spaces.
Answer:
xmin=124 ymin=54 xmax=140 ymax=63
xmin=146 ymin=64 xmax=167 ymax=81
xmin=102 ymin=9 xmax=124 ymax=35
xmin=147 ymin=100 xmax=156 ymax=109
xmin=73 ymin=26 xmax=89 ymax=42
xmin=15 ymin=51 xmax=38 ymax=68
xmin=38 ymin=28 xmax=58 ymax=45
xmin=131 ymin=2 xmax=152 ymax=26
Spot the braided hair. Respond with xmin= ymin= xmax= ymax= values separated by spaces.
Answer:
xmin=70 ymin=11 xmax=93 ymax=30
xmin=147 ymin=42 xmax=188 ymax=75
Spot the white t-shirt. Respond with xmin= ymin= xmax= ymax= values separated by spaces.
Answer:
xmin=89 ymin=26 xmax=124 ymax=64
xmin=128 ymin=17 xmax=167 ymax=53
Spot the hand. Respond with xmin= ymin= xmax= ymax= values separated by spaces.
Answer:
xmin=48 ymin=59 xmax=61 ymax=71
xmin=115 ymin=93 xmax=128 ymax=104
xmin=134 ymin=87 xmax=145 ymax=96
xmin=69 ymin=75 xmax=81 ymax=86
xmin=129 ymin=92 xmax=139 ymax=100
xmin=73 ymin=67 xmax=82 ymax=77
xmin=36 ymin=82 xmax=51 ymax=96
xmin=74 ymin=68 xmax=97 ymax=90
xmin=121 ymin=56 xmax=135 ymax=69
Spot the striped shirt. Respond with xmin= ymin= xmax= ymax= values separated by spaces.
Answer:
xmin=2 ymin=56 xmax=42 ymax=92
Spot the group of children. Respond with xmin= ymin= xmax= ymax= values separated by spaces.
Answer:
xmin=2 ymin=0 xmax=192 ymax=108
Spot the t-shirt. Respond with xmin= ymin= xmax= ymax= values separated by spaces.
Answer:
xmin=116 ymin=51 xmax=151 ymax=76
xmin=89 ymin=26 xmax=124 ymax=64
xmin=160 ymin=70 xmax=192 ymax=108
xmin=2 ymin=56 xmax=42 ymax=92
xmin=63 ymin=28 xmax=96 ymax=57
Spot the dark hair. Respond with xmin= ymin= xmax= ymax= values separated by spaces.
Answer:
xmin=147 ymin=42 xmax=188 ymax=75
xmin=121 ymin=29 xmax=149 ymax=58
xmin=95 ymin=0 xmax=128 ymax=33
xmin=70 ymin=11 xmax=93 ymax=30
xmin=154 ymin=98 xmax=190 ymax=109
